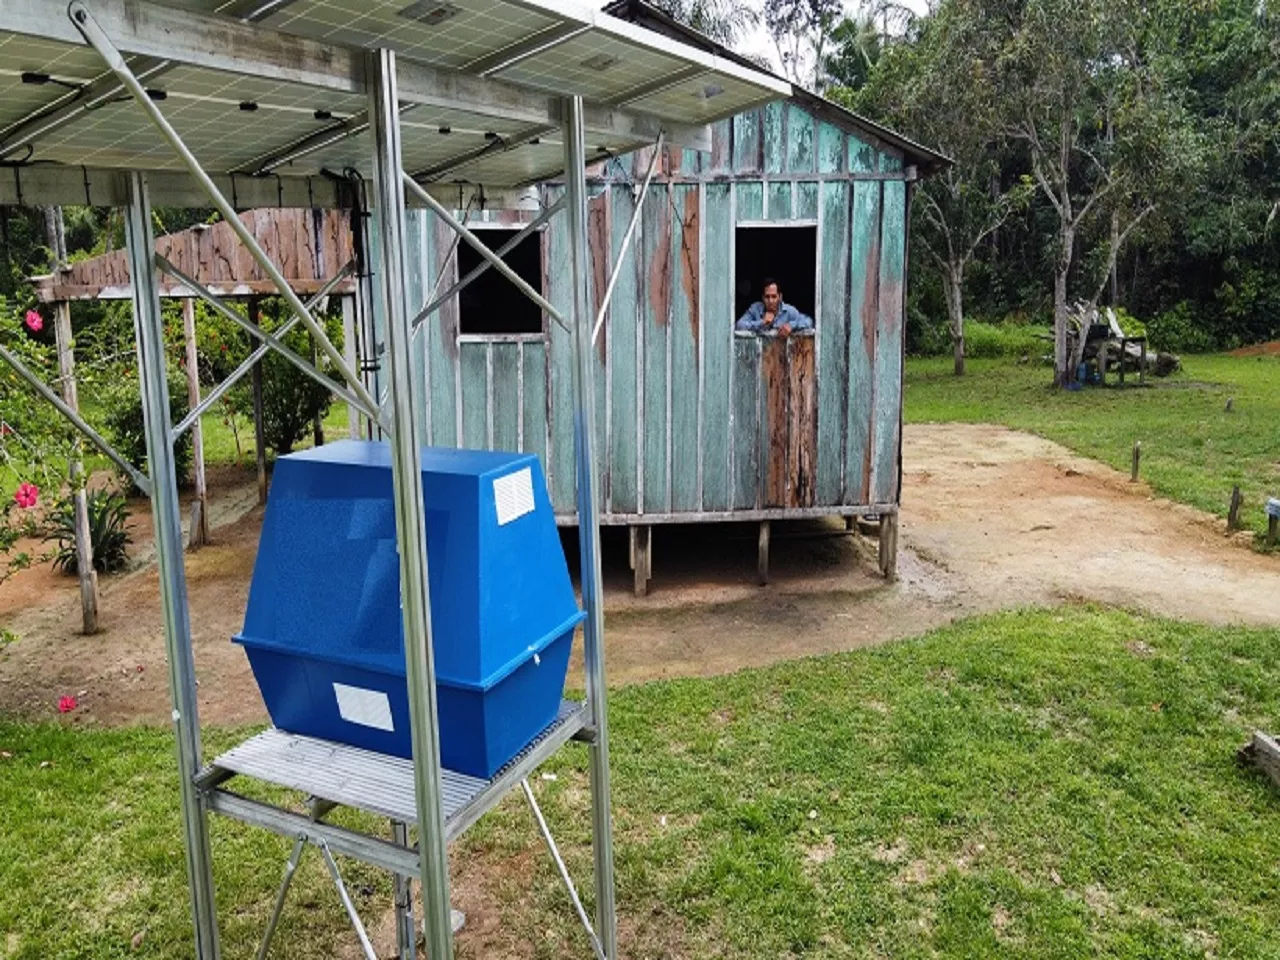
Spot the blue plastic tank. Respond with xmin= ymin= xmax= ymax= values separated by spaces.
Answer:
xmin=234 ymin=440 xmax=584 ymax=778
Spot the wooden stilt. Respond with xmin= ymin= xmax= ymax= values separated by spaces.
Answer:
xmin=757 ymin=520 xmax=771 ymax=586
xmin=878 ymin=512 xmax=899 ymax=581
xmin=249 ymin=297 xmax=268 ymax=506
xmin=53 ymin=300 xmax=99 ymax=634
xmin=630 ymin=525 xmax=652 ymax=597
xmin=182 ymin=298 xmax=209 ymax=547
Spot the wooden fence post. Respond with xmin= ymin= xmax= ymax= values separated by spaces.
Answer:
xmin=248 ymin=297 xmax=268 ymax=505
xmin=53 ymin=300 xmax=99 ymax=634
xmin=182 ymin=298 xmax=209 ymax=547
xmin=1130 ymin=441 xmax=1141 ymax=482
xmin=1227 ymin=486 xmax=1242 ymax=532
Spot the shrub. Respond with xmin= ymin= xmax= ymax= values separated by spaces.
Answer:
xmin=1110 ymin=307 xmax=1147 ymax=340
xmin=100 ymin=375 xmax=193 ymax=489
xmin=1145 ymin=301 xmax=1217 ymax=354
xmin=963 ymin=320 xmax=1047 ymax=359
xmin=44 ymin=488 xmax=131 ymax=575
xmin=231 ymin=302 xmax=341 ymax=455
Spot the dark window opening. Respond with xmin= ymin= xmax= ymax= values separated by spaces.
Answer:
xmin=733 ymin=225 xmax=817 ymax=323
xmin=457 ymin=229 xmax=544 ymax=335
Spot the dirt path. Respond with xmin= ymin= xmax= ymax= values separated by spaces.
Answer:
xmin=1 ymin=424 xmax=1277 ymax=726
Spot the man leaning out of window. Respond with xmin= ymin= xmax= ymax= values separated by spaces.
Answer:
xmin=735 ymin=278 xmax=813 ymax=337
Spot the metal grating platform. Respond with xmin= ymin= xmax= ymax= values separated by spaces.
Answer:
xmin=205 ymin=699 xmax=588 ymax=843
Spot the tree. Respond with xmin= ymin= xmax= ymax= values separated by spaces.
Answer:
xmin=764 ymin=0 xmax=845 ymax=90
xmin=646 ymin=0 xmax=759 ymax=45
xmin=823 ymin=16 xmax=883 ymax=92
xmin=231 ymin=299 xmax=340 ymax=456
xmin=847 ymin=1 xmax=1032 ymax=374
xmin=1000 ymin=0 xmax=1200 ymax=384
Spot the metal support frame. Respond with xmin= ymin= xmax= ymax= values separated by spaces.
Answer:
xmin=591 ymin=131 xmax=664 ymax=347
xmin=156 ymin=257 xmax=386 ymax=430
xmin=402 ymin=175 xmax=569 ymax=332
xmin=256 ymin=837 xmax=305 ymax=960
xmin=3 ymin=9 xmax=622 ymax=958
xmin=521 ymin=779 xmax=607 ymax=960
xmin=69 ymin=0 xmax=379 ymax=420
xmin=562 ymin=94 xmax=619 ymax=959
xmin=391 ymin=820 xmax=417 ymax=960
xmin=320 ymin=841 xmax=379 ymax=960
xmin=410 ymin=198 xmax=565 ymax=333
xmin=172 ymin=263 xmax=356 ymax=438
xmin=124 ymin=171 xmax=222 ymax=959
xmin=368 ymin=47 xmax=456 ymax=960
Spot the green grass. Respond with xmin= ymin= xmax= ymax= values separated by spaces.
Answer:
xmin=4 ymin=607 xmax=1280 ymax=958
xmin=194 ymin=400 xmax=354 ymax=468
xmin=905 ymin=354 xmax=1280 ymax=545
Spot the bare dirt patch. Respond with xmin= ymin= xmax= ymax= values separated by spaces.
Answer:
xmin=1229 ymin=340 xmax=1280 ymax=357
xmin=1 ymin=424 xmax=1277 ymax=728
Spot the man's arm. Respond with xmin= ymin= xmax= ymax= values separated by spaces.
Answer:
xmin=782 ymin=305 xmax=814 ymax=332
xmin=735 ymin=303 xmax=764 ymax=332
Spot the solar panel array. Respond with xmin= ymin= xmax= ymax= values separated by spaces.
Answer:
xmin=0 ymin=0 xmax=790 ymax=193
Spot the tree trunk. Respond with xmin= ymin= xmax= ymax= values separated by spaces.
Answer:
xmin=1053 ymin=225 xmax=1074 ymax=387
xmin=945 ymin=267 xmax=965 ymax=377
xmin=1109 ymin=209 xmax=1120 ymax=306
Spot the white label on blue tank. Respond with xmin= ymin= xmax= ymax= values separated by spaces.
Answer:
xmin=333 ymin=683 xmax=394 ymax=732
xmin=494 ymin=467 xmax=535 ymax=526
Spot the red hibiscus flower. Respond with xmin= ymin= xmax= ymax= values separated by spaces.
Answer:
xmin=13 ymin=482 xmax=38 ymax=509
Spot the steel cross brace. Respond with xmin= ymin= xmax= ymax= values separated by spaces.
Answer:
xmin=0 ymin=343 xmax=153 ymax=495
xmin=156 ymin=256 xmax=389 ymax=433
xmin=591 ymin=131 xmax=665 ymax=348
xmin=521 ymin=778 xmax=608 ymax=960
xmin=401 ymin=174 xmax=570 ymax=333
xmin=68 ymin=0 xmax=380 ymax=421
xmin=172 ymin=261 xmax=358 ymax=438
xmin=409 ymin=197 xmax=566 ymax=334
xmin=253 ymin=834 xmax=377 ymax=960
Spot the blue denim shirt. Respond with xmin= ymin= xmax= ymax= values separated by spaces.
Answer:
xmin=734 ymin=300 xmax=814 ymax=333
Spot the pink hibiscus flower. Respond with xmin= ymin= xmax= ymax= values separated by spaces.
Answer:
xmin=23 ymin=309 xmax=43 ymax=333
xmin=57 ymin=695 xmax=78 ymax=713
xmin=13 ymin=482 xmax=38 ymax=509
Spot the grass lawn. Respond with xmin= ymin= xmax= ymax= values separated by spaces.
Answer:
xmin=905 ymin=354 xmax=1280 ymax=546
xmin=195 ymin=400 xmax=354 ymax=468
xmin=4 ymin=606 xmax=1280 ymax=958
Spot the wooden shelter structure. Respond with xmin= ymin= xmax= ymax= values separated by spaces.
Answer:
xmin=33 ymin=32 xmax=948 ymax=597
xmin=377 ymin=2 xmax=949 ymax=592
xmin=30 ymin=207 xmax=360 ymax=586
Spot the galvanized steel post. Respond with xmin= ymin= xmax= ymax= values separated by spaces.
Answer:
xmin=123 ymin=171 xmax=221 ymax=959
xmin=561 ymin=95 xmax=619 ymax=958
xmin=367 ymin=48 xmax=455 ymax=959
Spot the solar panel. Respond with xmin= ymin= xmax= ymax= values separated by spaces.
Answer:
xmin=0 ymin=0 xmax=791 ymax=197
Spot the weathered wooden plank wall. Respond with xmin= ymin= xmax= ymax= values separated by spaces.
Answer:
xmin=400 ymin=100 xmax=910 ymax=523
xmin=701 ymin=182 xmax=733 ymax=512
xmin=34 ymin=208 xmax=356 ymax=301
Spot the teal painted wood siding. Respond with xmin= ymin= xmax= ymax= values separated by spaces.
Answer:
xmin=402 ymin=101 xmax=911 ymax=524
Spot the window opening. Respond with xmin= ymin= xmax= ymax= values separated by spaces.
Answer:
xmin=733 ymin=224 xmax=817 ymax=323
xmin=457 ymin=227 xmax=544 ymax=335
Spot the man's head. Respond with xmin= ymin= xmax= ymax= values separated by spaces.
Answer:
xmin=761 ymin=278 xmax=781 ymax=313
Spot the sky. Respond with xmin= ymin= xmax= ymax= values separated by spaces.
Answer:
xmin=738 ymin=0 xmax=931 ymax=78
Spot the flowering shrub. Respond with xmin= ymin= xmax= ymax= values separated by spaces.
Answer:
xmin=1 ymin=297 xmax=73 ymax=583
